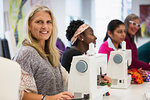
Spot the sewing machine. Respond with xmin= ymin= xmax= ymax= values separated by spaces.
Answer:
xmin=68 ymin=43 xmax=110 ymax=100
xmin=107 ymin=41 xmax=132 ymax=88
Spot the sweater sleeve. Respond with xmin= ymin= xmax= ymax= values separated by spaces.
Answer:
xmin=13 ymin=46 xmax=38 ymax=76
xmin=130 ymin=54 xmax=150 ymax=70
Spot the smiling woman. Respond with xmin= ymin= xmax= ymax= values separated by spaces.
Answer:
xmin=29 ymin=11 xmax=52 ymax=48
xmin=124 ymin=13 xmax=150 ymax=71
xmin=13 ymin=5 xmax=73 ymax=100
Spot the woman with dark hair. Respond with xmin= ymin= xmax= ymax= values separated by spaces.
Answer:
xmin=98 ymin=19 xmax=126 ymax=61
xmin=124 ymin=14 xmax=150 ymax=70
xmin=61 ymin=20 xmax=97 ymax=72
xmin=61 ymin=20 xmax=112 ymax=84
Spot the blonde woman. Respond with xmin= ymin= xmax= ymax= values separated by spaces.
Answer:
xmin=124 ymin=14 xmax=150 ymax=70
xmin=13 ymin=5 xmax=73 ymax=100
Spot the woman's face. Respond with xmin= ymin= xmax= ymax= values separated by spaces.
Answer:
xmin=128 ymin=18 xmax=140 ymax=36
xmin=109 ymin=24 xmax=126 ymax=44
xmin=82 ymin=27 xmax=97 ymax=45
xmin=29 ymin=11 xmax=52 ymax=42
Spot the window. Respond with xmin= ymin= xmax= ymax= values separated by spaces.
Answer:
xmin=94 ymin=0 xmax=131 ymax=51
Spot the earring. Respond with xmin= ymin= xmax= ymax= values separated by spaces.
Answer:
xmin=81 ymin=39 xmax=84 ymax=41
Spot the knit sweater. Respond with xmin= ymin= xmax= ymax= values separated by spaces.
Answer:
xmin=13 ymin=46 xmax=63 ymax=96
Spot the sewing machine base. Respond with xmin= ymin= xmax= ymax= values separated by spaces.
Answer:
xmin=111 ymin=75 xmax=131 ymax=88
xmin=72 ymin=86 xmax=110 ymax=100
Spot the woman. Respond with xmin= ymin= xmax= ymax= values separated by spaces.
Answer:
xmin=98 ymin=19 xmax=126 ymax=62
xmin=124 ymin=14 xmax=150 ymax=70
xmin=13 ymin=6 xmax=73 ymax=100
xmin=61 ymin=20 xmax=112 ymax=84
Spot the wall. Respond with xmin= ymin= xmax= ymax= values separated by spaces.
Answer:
xmin=0 ymin=0 xmax=4 ymax=38
xmin=132 ymin=0 xmax=150 ymax=47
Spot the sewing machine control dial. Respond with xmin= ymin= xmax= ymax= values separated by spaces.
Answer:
xmin=113 ymin=54 xmax=123 ymax=64
xmin=76 ymin=60 xmax=88 ymax=73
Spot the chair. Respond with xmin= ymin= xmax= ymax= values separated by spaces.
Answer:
xmin=0 ymin=57 xmax=21 ymax=100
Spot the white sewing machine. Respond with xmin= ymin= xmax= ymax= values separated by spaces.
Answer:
xmin=68 ymin=43 xmax=110 ymax=100
xmin=107 ymin=41 xmax=132 ymax=88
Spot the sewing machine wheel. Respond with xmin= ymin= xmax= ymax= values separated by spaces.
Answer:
xmin=113 ymin=54 xmax=123 ymax=64
xmin=76 ymin=60 xmax=88 ymax=73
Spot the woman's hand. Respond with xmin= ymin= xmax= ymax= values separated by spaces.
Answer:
xmin=47 ymin=91 xmax=74 ymax=100
xmin=101 ymin=75 xmax=112 ymax=87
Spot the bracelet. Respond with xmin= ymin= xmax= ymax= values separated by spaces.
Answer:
xmin=41 ymin=95 xmax=47 ymax=100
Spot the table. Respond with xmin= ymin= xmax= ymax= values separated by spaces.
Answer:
xmin=104 ymin=82 xmax=150 ymax=100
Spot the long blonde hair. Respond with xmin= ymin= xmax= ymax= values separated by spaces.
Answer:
xmin=23 ymin=5 xmax=60 ymax=67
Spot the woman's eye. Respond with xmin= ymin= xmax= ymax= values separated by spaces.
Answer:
xmin=36 ymin=20 xmax=43 ymax=24
xmin=47 ymin=20 xmax=52 ymax=24
xmin=118 ymin=30 xmax=122 ymax=33
xmin=91 ymin=33 xmax=94 ymax=35
xmin=133 ymin=22 xmax=136 ymax=25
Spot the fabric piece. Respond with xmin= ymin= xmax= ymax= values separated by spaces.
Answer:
xmin=19 ymin=70 xmax=37 ymax=100
xmin=128 ymin=68 xmax=143 ymax=84
xmin=144 ymin=71 xmax=150 ymax=82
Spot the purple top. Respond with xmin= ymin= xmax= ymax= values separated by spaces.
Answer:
xmin=125 ymin=37 xmax=150 ymax=70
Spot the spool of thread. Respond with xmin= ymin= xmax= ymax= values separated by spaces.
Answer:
xmin=122 ymin=41 xmax=126 ymax=50
xmin=88 ymin=42 xmax=95 ymax=55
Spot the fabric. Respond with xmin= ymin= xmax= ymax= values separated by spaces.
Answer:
xmin=98 ymin=40 xmax=114 ymax=62
xmin=61 ymin=47 xmax=82 ymax=72
xmin=13 ymin=45 xmax=64 ymax=96
xmin=138 ymin=41 xmax=150 ymax=63
xmin=125 ymin=37 xmax=150 ymax=70
xmin=19 ymin=70 xmax=37 ymax=100
xmin=128 ymin=68 xmax=143 ymax=84
xmin=143 ymin=71 xmax=150 ymax=82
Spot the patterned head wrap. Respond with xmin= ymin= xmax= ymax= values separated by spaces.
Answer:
xmin=71 ymin=24 xmax=89 ymax=45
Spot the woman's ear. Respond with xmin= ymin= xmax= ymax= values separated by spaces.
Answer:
xmin=77 ymin=34 xmax=84 ymax=41
xmin=108 ymin=30 xmax=112 ymax=38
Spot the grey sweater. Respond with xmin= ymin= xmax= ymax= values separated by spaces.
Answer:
xmin=13 ymin=46 xmax=63 ymax=95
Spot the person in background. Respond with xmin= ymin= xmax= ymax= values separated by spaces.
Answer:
xmin=124 ymin=14 xmax=150 ymax=83
xmin=98 ymin=19 xmax=126 ymax=62
xmin=61 ymin=20 xmax=112 ymax=85
xmin=56 ymin=37 xmax=66 ymax=59
xmin=13 ymin=5 xmax=73 ymax=100
xmin=138 ymin=41 xmax=150 ymax=63
xmin=124 ymin=14 xmax=150 ymax=70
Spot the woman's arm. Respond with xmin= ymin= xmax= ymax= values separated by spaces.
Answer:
xmin=23 ymin=91 xmax=74 ymax=100
xmin=61 ymin=65 xmax=69 ymax=90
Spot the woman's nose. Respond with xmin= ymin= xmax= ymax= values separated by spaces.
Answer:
xmin=42 ymin=23 xmax=48 ymax=28
xmin=94 ymin=36 xmax=97 ymax=40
